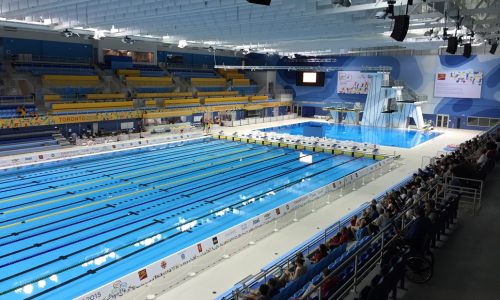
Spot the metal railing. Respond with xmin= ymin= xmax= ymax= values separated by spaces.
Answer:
xmin=218 ymin=167 xmax=405 ymax=300
xmin=0 ymin=95 xmax=34 ymax=105
xmin=299 ymin=181 xmax=441 ymax=300
xmin=224 ymin=114 xmax=297 ymax=127
xmin=443 ymin=176 xmax=483 ymax=216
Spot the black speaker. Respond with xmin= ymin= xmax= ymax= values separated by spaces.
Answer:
xmin=463 ymin=43 xmax=472 ymax=58
xmin=490 ymin=43 xmax=498 ymax=55
xmin=446 ymin=37 xmax=458 ymax=54
xmin=246 ymin=0 xmax=271 ymax=5
xmin=390 ymin=15 xmax=410 ymax=42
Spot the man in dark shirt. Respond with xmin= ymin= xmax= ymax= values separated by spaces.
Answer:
xmin=404 ymin=206 xmax=433 ymax=254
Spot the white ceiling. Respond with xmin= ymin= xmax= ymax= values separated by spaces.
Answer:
xmin=0 ymin=0 xmax=498 ymax=54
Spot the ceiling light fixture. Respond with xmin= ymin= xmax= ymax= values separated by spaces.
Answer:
xmin=121 ymin=36 xmax=135 ymax=44
xmin=178 ymin=40 xmax=188 ymax=48
xmin=333 ymin=0 xmax=351 ymax=8
xmin=246 ymin=0 xmax=271 ymax=6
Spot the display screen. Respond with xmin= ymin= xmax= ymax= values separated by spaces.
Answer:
xmin=337 ymin=71 xmax=370 ymax=94
xmin=303 ymin=72 xmax=317 ymax=83
xmin=296 ymin=71 xmax=325 ymax=86
xmin=434 ymin=71 xmax=483 ymax=99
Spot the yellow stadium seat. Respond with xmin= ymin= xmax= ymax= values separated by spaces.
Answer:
xmin=135 ymin=92 xmax=193 ymax=99
xmin=190 ymin=78 xmax=226 ymax=87
xmin=249 ymin=95 xmax=269 ymax=102
xmin=42 ymin=75 xmax=100 ymax=87
xmin=232 ymin=79 xmax=250 ymax=86
xmin=163 ymin=98 xmax=200 ymax=106
xmin=86 ymin=93 xmax=127 ymax=100
xmin=44 ymin=95 xmax=62 ymax=102
xmin=126 ymin=76 xmax=173 ymax=86
xmin=116 ymin=69 xmax=141 ymax=76
xmin=225 ymin=73 xmax=245 ymax=80
xmin=204 ymin=96 xmax=248 ymax=104
xmin=196 ymin=91 xmax=239 ymax=97
xmin=145 ymin=99 xmax=157 ymax=107
xmin=51 ymin=101 xmax=134 ymax=111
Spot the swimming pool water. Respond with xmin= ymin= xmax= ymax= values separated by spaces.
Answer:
xmin=0 ymin=138 xmax=377 ymax=299
xmin=259 ymin=122 xmax=442 ymax=148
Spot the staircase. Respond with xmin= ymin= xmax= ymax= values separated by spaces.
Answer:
xmin=94 ymin=64 xmax=127 ymax=94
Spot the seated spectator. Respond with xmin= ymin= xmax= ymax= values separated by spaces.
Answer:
xmin=280 ymin=258 xmax=307 ymax=284
xmin=404 ymin=206 xmax=433 ymax=254
xmin=350 ymin=215 xmax=358 ymax=227
xmin=245 ymin=283 xmax=271 ymax=300
xmin=20 ymin=106 xmax=27 ymax=118
xmin=301 ymin=268 xmax=339 ymax=300
xmin=370 ymin=208 xmax=390 ymax=233
xmin=318 ymin=268 xmax=340 ymax=299
xmin=310 ymin=244 xmax=328 ymax=263
xmin=267 ymin=277 xmax=279 ymax=298
xmin=339 ymin=227 xmax=349 ymax=244
xmin=369 ymin=204 xmax=379 ymax=220
xmin=355 ymin=219 xmax=368 ymax=241
xmin=327 ymin=232 xmax=342 ymax=250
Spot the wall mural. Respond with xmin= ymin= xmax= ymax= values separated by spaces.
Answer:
xmin=277 ymin=55 xmax=500 ymax=121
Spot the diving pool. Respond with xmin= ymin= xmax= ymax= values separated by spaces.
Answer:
xmin=259 ymin=122 xmax=442 ymax=148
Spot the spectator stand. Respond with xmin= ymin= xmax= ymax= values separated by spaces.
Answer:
xmin=300 ymin=181 xmax=443 ymax=300
xmin=215 ymin=174 xmax=409 ymax=300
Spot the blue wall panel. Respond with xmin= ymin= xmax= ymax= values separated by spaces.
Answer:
xmin=1 ymin=37 xmax=92 ymax=61
xmin=276 ymin=55 xmax=500 ymax=123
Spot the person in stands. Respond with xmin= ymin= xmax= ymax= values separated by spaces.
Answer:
xmin=245 ymin=283 xmax=271 ymax=300
xmin=327 ymin=232 xmax=342 ymax=250
xmin=267 ymin=277 xmax=279 ymax=298
xmin=310 ymin=244 xmax=328 ymax=263
xmin=404 ymin=206 xmax=433 ymax=254
xmin=280 ymin=258 xmax=307 ymax=285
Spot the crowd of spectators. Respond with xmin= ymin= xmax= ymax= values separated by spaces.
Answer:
xmin=241 ymin=126 xmax=499 ymax=300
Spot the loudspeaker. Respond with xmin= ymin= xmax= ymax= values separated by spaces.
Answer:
xmin=490 ymin=43 xmax=498 ymax=55
xmin=446 ymin=37 xmax=458 ymax=54
xmin=463 ymin=43 xmax=472 ymax=58
xmin=390 ymin=15 xmax=410 ymax=42
xmin=246 ymin=0 xmax=271 ymax=5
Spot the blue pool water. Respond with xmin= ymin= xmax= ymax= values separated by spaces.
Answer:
xmin=0 ymin=138 xmax=377 ymax=299
xmin=259 ymin=122 xmax=442 ymax=148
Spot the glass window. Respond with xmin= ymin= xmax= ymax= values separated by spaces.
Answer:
xmin=478 ymin=118 xmax=490 ymax=127
xmin=467 ymin=117 xmax=478 ymax=126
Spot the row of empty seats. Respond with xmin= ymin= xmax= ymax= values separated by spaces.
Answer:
xmin=0 ymin=129 xmax=62 ymax=156
xmin=44 ymin=93 xmax=127 ymax=102
xmin=16 ymin=63 xmax=95 ymax=76
xmin=169 ymin=68 xmax=221 ymax=79
xmin=51 ymin=101 xmax=134 ymax=112
xmin=116 ymin=68 xmax=167 ymax=77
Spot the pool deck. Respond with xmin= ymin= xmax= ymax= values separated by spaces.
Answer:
xmin=117 ymin=118 xmax=482 ymax=300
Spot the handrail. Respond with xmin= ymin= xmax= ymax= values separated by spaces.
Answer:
xmin=220 ymin=174 xmax=412 ymax=299
xmin=444 ymin=175 xmax=483 ymax=216
xmin=300 ymin=181 xmax=441 ymax=300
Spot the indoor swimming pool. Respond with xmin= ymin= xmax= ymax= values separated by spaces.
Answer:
xmin=0 ymin=138 xmax=378 ymax=300
xmin=258 ymin=122 xmax=442 ymax=148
